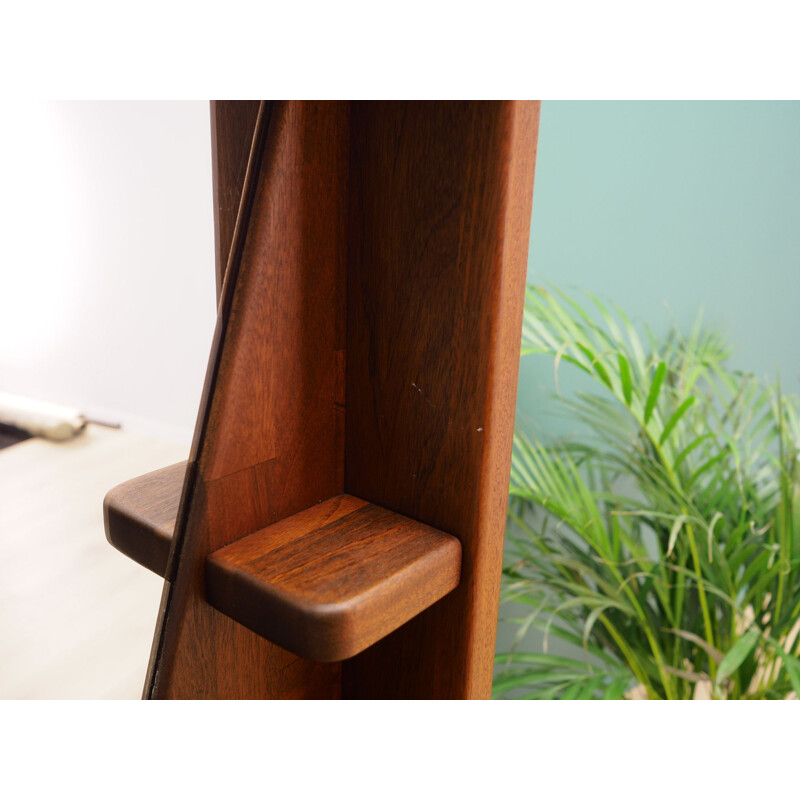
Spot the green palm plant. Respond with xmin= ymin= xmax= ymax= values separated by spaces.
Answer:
xmin=494 ymin=285 xmax=800 ymax=699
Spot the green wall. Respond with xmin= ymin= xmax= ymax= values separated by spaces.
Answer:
xmin=498 ymin=101 xmax=800 ymax=664
xmin=516 ymin=101 xmax=800 ymax=435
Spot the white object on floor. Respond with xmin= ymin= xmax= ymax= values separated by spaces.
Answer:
xmin=0 ymin=391 xmax=86 ymax=440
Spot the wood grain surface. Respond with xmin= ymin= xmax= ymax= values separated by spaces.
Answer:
xmin=343 ymin=101 xmax=540 ymax=698
xmin=145 ymin=101 xmax=349 ymax=698
xmin=121 ymin=101 xmax=539 ymax=699
xmin=206 ymin=494 xmax=461 ymax=662
xmin=210 ymin=100 xmax=260 ymax=300
xmin=103 ymin=460 xmax=185 ymax=577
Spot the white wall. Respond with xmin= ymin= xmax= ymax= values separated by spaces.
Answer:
xmin=0 ymin=101 xmax=217 ymax=443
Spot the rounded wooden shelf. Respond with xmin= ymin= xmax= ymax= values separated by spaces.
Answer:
xmin=103 ymin=461 xmax=185 ymax=578
xmin=104 ymin=470 xmax=461 ymax=662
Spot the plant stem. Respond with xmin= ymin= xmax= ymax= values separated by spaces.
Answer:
xmin=685 ymin=523 xmax=716 ymax=679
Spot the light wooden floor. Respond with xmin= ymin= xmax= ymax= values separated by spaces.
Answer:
xmin=0 ymin=425 xmax=187 ymax=699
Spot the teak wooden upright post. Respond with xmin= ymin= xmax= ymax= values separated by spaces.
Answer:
xmin=105 ymin=101 xmax=540 ymax=699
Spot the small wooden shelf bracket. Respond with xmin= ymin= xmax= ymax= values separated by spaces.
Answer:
xmin=105 ymin=473 xmax=461 ymax=661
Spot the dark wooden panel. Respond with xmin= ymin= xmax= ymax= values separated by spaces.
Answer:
xmin=343 ymin=101 xmax=540 ymax=698
xmin=128 ymin=100 xmax=538 ymax=700
xmin=202 ymin=102 xmax=349 ymax=482
xmin=146 ymin=101 xmax=349 ymax=699
xmin=210 ymin=100 xmax=261 ymax=300
xmin=103 ymin=461 xmax=185 ymax=577
xmin=206 ymin=494 xmax=461 ymax=662
xmin=152 ymin=481 xmax=342 ymax=699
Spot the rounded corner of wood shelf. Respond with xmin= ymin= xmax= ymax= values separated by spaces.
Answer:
xmin=205 ymin=493 xmax=462 ymax=662
xmin=103 ymin=460 xmax=187 ymax=578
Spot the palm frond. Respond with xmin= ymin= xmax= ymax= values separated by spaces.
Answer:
xmin=499 ymin=285 xmax=800 ymax=699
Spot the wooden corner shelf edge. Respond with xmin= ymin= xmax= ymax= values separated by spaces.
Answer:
xmin=104 ymin=472 xmax=462 ymax=662
xmin=103 ymin=461 xmax=186 ymax=578
xmin=206 ymin=494 xmax=461 ymax=662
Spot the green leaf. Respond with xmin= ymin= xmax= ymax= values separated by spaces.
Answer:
xmin=766 ymin=638 xmax=800 ymax=696
xmin=707 ymin=511 xmax=723 ymax=562
xmin=716 ymin=628 xmax=761 ymax=684
xmin=583 ymin=604 xmax=610 ymax=649
xmin=604 ymin=675 xmax=632 ymax=700
xmin=493 ymin=653 xmax=592 ymax=671
xmin=576 ymin=674 xmax=607 ymax=699
xmin=618 ymin=354 xmax=633 ymax=406
xmin=576 ymin=343 xmax=613 ymax=390
xmin=492 ymin=670 xmax=592 ymax=696
xmin=687 ymin=452 xmax=728 ymax=488
xmin=518 ymin=683 xmax=572 ymax=700
xmin=781 ymin=655 xmax=800 ymax=696
xmin=561 ymin=682 xmax=584 ymax=700
xmin=665 ymin=628 xmax=724 ymax=664
xmin=644 ymin=362 xmax=667 ymax=424
xmin=673 ymin=433 xmax=714 ymax=471
xmin=659 ymin=396 xmax=696 ymax=445
xmin=666 ymin=515 xmax=687 ymax=557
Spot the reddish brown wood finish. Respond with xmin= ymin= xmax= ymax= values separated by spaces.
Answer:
xmin=108 ymin=101 xmax=539 ymax=700
xmin=342 ymin=101 xmax=540 ymax=698
xmin=210 ymin=100 xmax=260 ymax=300
xmin=146 ymin=101 xmax=349 ymax=698
xmin=104 ymin=461 xmax=185 ymax=577
xmin=104 ymin=468 xmax=460 ymax=663
xmin=206 ymin=494 xmax=461 ymax=662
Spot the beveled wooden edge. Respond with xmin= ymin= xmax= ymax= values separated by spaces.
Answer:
xmin=104 ymin=465 xmax=462 ymax=663
xmin=103 ymin=461 xmax=186 ymax=578
xmin=205 ymin=494 xmax=462 ymax=662
xmin=210 ymin=100 xmax=261 ymax=302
